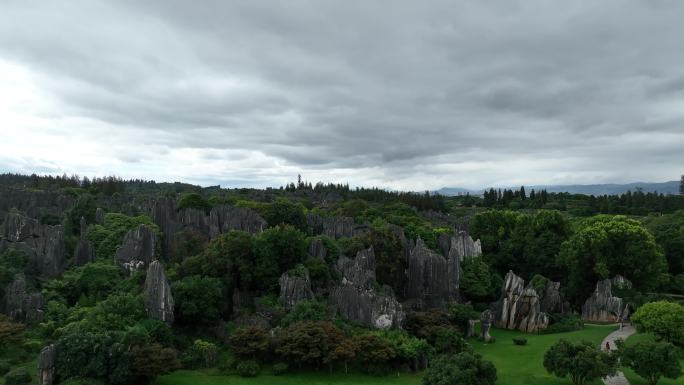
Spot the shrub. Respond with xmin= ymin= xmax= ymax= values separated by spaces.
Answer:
xmin=540 ymin=315 xmax=584 ymax=334
xmin=236 ymin=360 xmax=260 ymax=377
xmin=513 ymin=338 xmax=528 ymax=346
xmin=217 ymin=356 xmax=236 ymax=374
xmin=0 ymin=360 xmax=10 ymax=375
xmin=5 ymin=368 xmax=32 ymax=385
xmin=272 ymin=362 xmax=289 ymax=375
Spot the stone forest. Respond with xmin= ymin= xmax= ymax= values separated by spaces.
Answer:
xmin=1 ymin=173 xmax=683 ymax=385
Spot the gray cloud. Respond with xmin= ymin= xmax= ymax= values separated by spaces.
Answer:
xmin=1 ymin=0 xmax=683 ymax=190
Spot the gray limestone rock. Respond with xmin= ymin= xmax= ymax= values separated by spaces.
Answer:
xmin=306 ymin=213 xmax=369 ymax=239
xmin=114 ymin=224 xmax=156 ymax=271
xmin=278 ymin=268 xmax=314 ymax=309
xmin=406 ymin=238 xmax=455 ymax=309
xmin=143 ymin=260 xmax=174 ymax=324
xmin=581 ymin=278 xmax=626 ymax=323
xmin=37 ymin=344 xmax=57 ymax=385
xmin=95 ymin=207 xmax=105 ymax=225
xmin=1 ymin=212 xmax=65 ymax=278
xmin=73 ymin=239 xmax=94 ymax=266
xmin=209 ymin=205 xmax=267 ymax=236
xmin=480 ymin=309 xmax=493 ymax=342
xmin=308 ymin=238 xmax=327 ymax=260
xmin=329 ymin=248 xmax=405 ymax=329
xmin=493 ymin=271 xmax=549 ymax=333
xmin=336 ymin=247 xmax=376 ymax=289
xmin=3 ymin=274 xmax=45 ymax=325
xmin=329 ymin=285 xmax=405 ymax=329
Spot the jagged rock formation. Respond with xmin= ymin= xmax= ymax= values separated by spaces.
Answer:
xmin=337 ymin=247 xmax=376 ymax=289
xmin=143 ymin=261 xmax=174 ymax=324
xmin=0 ymin=188 xmax=74 ymax=221
xmin=209 ymin=205 xmax=267 ymax=236
xmin=581 ymin=277 xmax=629 ymax=323
xmin=493 ymin=271 xmax=550 ymax=333
xmin=114 ymin=224 xmax=156 ymax=272
xmin=406 ymin=238 xmax=460 ymax=309
xmin=481 ymin=309 xmax=493 ymax=342
xmin=306 ymin=213 xmax=369 ymax=239
xmin=308 ymin=238 xmax=327 ymax=260
xmin=37 ymin=344 xmax=57 ymax=385
xmin=279 ymin=268 xmax=314 ymax=309
xmin=3 ymin=274 xmax=45 ymax=325
xmin=73 ymin=217 xmax=94 ymax=266
xmin=95 ymin=207 xmax=105 ymax=224
xmin=329 ymin=247 xmax=404 ymax=329
xmin=1 ymin=212 xmax=65 ymax=278
xmin=147 ymin=197 xmax=266 ymax=259
xmin=438 ymin=231 xmax=482 ymax=261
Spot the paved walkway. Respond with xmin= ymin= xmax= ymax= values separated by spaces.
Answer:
xmin=602 ymin=324 xmax=636 ymax=385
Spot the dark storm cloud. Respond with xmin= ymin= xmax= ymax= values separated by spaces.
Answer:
xmin=1 ymin=0 xmax=683 ymax=189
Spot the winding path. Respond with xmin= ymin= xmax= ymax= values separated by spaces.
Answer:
xmin=601 ymin=324 xmax=636 ymax=385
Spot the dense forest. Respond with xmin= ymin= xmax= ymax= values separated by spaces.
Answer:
xmin=1 ymin=173 xmax=683 ymax=385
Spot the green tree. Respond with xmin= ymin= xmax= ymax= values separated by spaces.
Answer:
xmin=353 ymin=335 xmax=396 ymax=373
xmin=87 ymin=213 xmax=159 ymax=260
xmin=130 ymin=343 xmax=181 ymax=384
xmin=253 ymin=225 xmax=307 ymax=293
xmin=264 ymin=198 xmax=306 ymax=230
xmin=176 ymin=193 xmax=212 ymax=213
xmin=422 ymin=353 xmax=497 ymax=385
xmin=172 ymin=275 xmax=224 ymax=326
xmin=631 ymin=301 xmax=684 ymax=346
xmin=281 ymin=299 xmax=327 ymax=326
xmin=434 ymin=329 xmax=471 ymax=356
xmin=276 ymin=321 xmax=346 ymax=370
xmin=618 ymin=340 xmax=682 ymax=385
xmin=229 ymin=327 xmax=271 ymax=360
xmin=543 ymin=339 xmax=618 ymax=385
xmin=560 ymin=216 xmax=668 ymax=305
xmin=460 ymin=260 xmax=499 ymax=302
xmin=0 ymin=315 xmax=24 ymax=353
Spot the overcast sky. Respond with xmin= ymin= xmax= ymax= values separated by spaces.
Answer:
xmin=1 ymin=1 xmax=683 ymax=190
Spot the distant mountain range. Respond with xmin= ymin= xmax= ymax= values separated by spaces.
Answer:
xmin=436 ymin=180 xmax=681 ymax=196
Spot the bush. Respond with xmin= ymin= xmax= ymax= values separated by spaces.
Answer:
xmin=272 ymin=363 xmax=288 ymax=375
xmin=540 ymin=315 xmax=584 ymax=334
xmin=5 ymin=368 xmax=31 ymax=385
xmin=0 ymin=360 xmax=10 ymax=375
xmin=217 ymin=356 xmax=236 ymax=374
xmin=236 ymin=360 xmax=260 ymax=377
xmin=513 ymin=338 xmax=528 ymax=346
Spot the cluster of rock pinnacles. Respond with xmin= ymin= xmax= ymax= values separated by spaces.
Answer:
xmin=0 ymin=193 xmax=632 ymax=385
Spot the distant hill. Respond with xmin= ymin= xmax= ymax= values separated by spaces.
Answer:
xmin=437 ymin=180 xmax=681 ymax=196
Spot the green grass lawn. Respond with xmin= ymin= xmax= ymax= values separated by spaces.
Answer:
xmin=156 ymin=370 xmax=423 ymax=385
xmin=621 ymin=332 xmax=684 ymax=385
xmin=470 ymin=324 xmax=617 ymax=385
xmin=156 ymin=324 xmax=617 ymax=385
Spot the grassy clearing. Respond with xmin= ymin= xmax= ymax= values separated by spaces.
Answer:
xmin=156 ymin=324 xmax=617 ymax=385
xmin=470 ymin=324 xmax=617 ymax=385
xmin=621 ymin=333 xmax=684 ymax=385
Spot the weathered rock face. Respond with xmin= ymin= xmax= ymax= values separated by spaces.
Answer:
xmin=209 ymin=205 xmax=267 ymax=237
xmin=306 ymin=213 xmax=369 ymax=239
xmin=493 ymin=271 xmax=549 ymax=333
xmin=406 ymin=238 xmax=459 ymax=309
xmin=308 ymin=238 xmax=327 ymax=260
xmin=95 ymin=207 xmax=105 ymax=225
xmin=581 ymin=278 xmax=627 ymax=323
xmin=73 ymin=217 xmax=94 ymax=266
xmin=330 ymin=285 xmax=405 ymax=329
xmin=279 ymin=269 xmax=314 ymax=309
xmin=3 ymin=274 xmax=45 ymax=325
xmin=146 ymin=197 xmax=266 ymax=259
xmin=481 ymin=309 xmax=493 ymax=342
xmin=37 ymin=344 xmax=57 ymax=385
xmin=329 ymin=247 xmax=405 ymax=329
xmin=143 ymin=261 xmax=174 ymax=324
xmin=115 ymin=224 xmax=156 ymax=271
xmin=1 ymin=212 xmax=65 ymax=278
xmin=539 ymin=280 xmax=571 ymax=315
xmin=337 ymin=247 xmax=376 ymax=289
xmin=438 ymin=231 xmax=482 ymax=261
